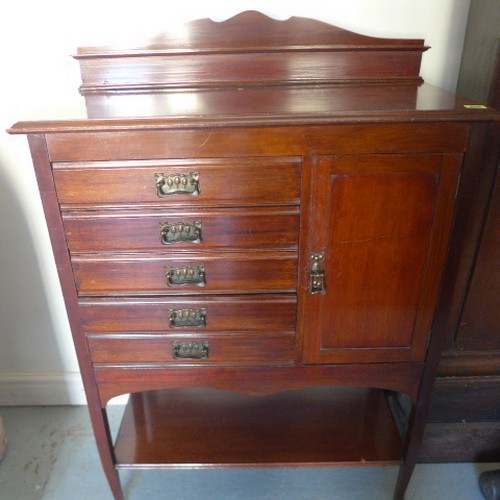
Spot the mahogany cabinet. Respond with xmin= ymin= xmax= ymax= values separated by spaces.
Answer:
xmin=9 ymin=12 xmax=500 ymax=500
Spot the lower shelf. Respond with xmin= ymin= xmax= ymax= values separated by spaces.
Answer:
xmin=114 ymin=386 xmax=403 ymax=469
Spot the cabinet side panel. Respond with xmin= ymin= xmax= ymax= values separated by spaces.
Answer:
xmin=26 ymin=135 xmax=122 ymax=496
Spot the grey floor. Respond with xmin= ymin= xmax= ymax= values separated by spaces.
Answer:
xmin=0 ymin=406 xmax=498 ymax=500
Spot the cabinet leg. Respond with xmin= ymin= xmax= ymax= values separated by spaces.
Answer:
xmin=99 ymin=453 xmax=123 ymax=500
xmin=87 ymin=406 xmax=124 ymax=500
xmin=394 ymin=461 xmax=414 ymax=500
xmin=101 ymin=462 xmax=123 ymax=500
xmin=393 ymin=402 xmax=428 ymax=500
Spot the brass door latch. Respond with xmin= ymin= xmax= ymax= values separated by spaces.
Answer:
xmin=310 ymin=252 xmax=326 ymax=294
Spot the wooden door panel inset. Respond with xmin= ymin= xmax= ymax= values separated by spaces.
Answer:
xmin=322 ymin=172 xmax=437 ymax=349
xmin=301 ymin=154 xmax=461 ymax=364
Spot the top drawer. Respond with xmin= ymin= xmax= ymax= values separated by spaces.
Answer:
xmin=53 ymin=157 xmax=301 ymax=208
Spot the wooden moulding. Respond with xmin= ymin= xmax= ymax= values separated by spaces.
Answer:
xmin=114 ymin=386 xmax=403 ymax=469
xmin=74 ymin=11 xmax=428 ymax=94
xmin=94 ymin=363 xmax=425 ymax=406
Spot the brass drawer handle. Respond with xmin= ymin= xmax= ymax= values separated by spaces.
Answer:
xmin=160 ymin=221 xmax=202 ymax=245
xmin=166 ymin=265 xmax=206 ymax=287
xmin=155 ymin=171 xmax=200 ymax=197
xmin=310 ymin=252 xmax=326 ymax=294
xmin=169 ymin=308 xmax=207 ymax=328
xmin=173 ymin=340 xmax=209 ymax=360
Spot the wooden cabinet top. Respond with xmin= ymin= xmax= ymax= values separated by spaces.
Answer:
xmin=9 ymin=11 xmax=499 ymax=135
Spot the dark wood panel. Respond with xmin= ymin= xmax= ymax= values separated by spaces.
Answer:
xmin=454 ymin=170 xmax=500 ymax=348
xmin=73 ymin=252 xmax=297 ymax=296
xmin=88 ymin=333 xmax=294 ymax=365
xmin=439 ymin=352 xmax=500 ymax=377
xmin=419 ymin=422 xmax=500 ymax=462
xmin=434 ymin=123 xmax=500 ymax=358
xmin=114 ymin=387 xmax=403 ymax=467
xmin=53 ymin=157 xmax=301 ymax=208
xmin=63 ymin=207 xmax=299 ymax=253
xmin=44 ymin=123 xmax=469 ymax=162
xmin=428 ymin=376 xmax=500 ymax=422
xmin=79 ymin=295 xmax=296 ymax=334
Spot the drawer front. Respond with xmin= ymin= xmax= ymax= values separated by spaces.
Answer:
xmin=45 ymin=124 xmax=469 ymax=162
xmin=87 ymin=334 xmax=295 ymax=365
xmin=79 ymin=296 xmax=297 ymax=333
xmin=63 ymin=207 xmax=299 ymax=253
xmin=53 ymin=158 xmax=301 ymax=207
xmin=73 ymin=252 xmax=297 ymax=295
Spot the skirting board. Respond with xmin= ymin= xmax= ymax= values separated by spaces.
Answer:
xmin=0 ymin=372 xmax=129 ymax=405
xmin=0 ymin=372 xmax=87 ymax=405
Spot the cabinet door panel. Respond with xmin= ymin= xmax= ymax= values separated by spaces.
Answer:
xmin=301 ymin=154 xmax=461 ymax=364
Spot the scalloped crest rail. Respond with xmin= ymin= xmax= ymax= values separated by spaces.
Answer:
xmin=74 ymin=10 xmax=428 ymax=93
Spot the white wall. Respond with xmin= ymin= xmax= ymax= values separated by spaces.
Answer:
xmin=0 ymin=0 xmax=471 ymax=405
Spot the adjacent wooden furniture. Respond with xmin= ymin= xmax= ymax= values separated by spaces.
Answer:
xmin=9 ymin=12 xmax=499 ymax=499
xmin=419 ymin=2 xmax=500 ymax=462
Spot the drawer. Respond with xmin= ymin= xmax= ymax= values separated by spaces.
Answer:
xmin=79 ymin=295 xmax=297 ymax=334
xmin=53 ymin=157 xmax=301 ymax=207
xmin=45 ymin=124 xmax=470 ymax=163
xmin=72 ymin=252 xmax=297 ymax=295
xmin=63 ymin=207 xmax=299 ymax=253
xmin=87 ymin=333 xmax=295 ymax=365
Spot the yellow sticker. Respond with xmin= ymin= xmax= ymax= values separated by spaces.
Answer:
xmin=464 ymin=104 xmax=489 ymax=109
